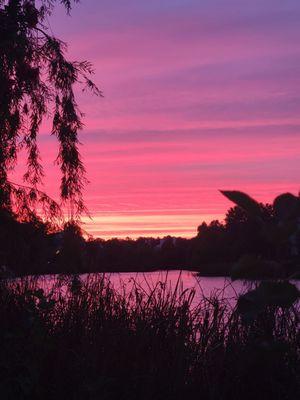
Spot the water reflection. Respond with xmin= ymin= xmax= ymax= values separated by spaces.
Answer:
xmin=29 ymin=270 xmax=256 ymax=306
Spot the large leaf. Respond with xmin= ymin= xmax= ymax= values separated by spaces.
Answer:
xmin=220 ymin=190 xmax=262 ymax=218
xmin=273 ymin=193 xmax=300 ymax=221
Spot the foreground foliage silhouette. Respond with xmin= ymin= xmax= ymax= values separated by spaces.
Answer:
xmin=220 ymin=190 xmax=300 ymax=318
xmin=0 ymin=0 xmax=100 ymax=219
xmin=0 ymin=274 xmax=299 ymax=400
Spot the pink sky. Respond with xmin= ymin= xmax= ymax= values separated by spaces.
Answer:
xmin=12 ymin=0 xmax=300 ymax=238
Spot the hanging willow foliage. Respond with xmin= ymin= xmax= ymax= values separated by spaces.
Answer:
xmin=0 ymin=0 xmax=101 ymax=221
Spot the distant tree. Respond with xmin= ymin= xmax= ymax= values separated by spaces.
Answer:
xmin=224 ymin=205 xmax=268 ymax=258
xmin=194 ymin=220 xmax=227 ymax=263
xmin=225 ymin=204 xmax=274 ymax=228
xmin=0 ymin=207 xmax=52 ymax=274
xmin=0 ymin=0 xmax=101 ymax=221
xmin=225 ymin=206 xmax=249 ymax=227
xmin=57 ymin=221 xmax=86 ymax=272
xmin=197 ymin=220 xmax=224 ymax=236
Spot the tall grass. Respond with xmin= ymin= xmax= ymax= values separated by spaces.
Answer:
xmin=0 ymin=274 xmax=299 ymax=400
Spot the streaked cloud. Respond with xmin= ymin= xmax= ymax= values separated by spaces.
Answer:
xmin=11 ymin=0 xmax=300 ymax=237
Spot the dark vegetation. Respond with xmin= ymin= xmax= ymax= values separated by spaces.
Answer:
xmin=0 ymin=274 xmax=299 ymax=400
xmin=0 ymin=3 xmax=299 ymax=400
xmin=1 ymin=192 xmax=299 ymax=279
xmin=0 ymin=0 xmax=100 ymax=221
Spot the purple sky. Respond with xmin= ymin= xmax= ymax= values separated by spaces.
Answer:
xmin=15 ymin=0 xmax=300 ymax=238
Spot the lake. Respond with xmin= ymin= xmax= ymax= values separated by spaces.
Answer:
xmin=24 ymin=270 xmax=276 ymax=305
xmin=17 ymin=270 xmax=300 ymax=308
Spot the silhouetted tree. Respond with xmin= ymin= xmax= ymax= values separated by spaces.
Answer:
xmin=193 ymin=220 xmax=227 ymax=264
xmin=224 ymin=204 xmax=275 ymax=258
xmin=56 ymin=221 xmax=85 ymax=272
xmin=0 ymin=206 xmax=52 ymax=275
xmin=0 ymin=0 xmax=101 ymax=221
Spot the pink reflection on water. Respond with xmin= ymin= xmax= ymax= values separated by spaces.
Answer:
xmin=106 ymin=271 xmax=251 ymax=307
xmin=32 ymin=270 xmax=254 ymax=307
xmin=15 ymin=271 xmax=300 ymax=310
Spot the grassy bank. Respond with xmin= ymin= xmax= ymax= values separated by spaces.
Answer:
xmin=0 ymin=275 xmax=299 ymax=400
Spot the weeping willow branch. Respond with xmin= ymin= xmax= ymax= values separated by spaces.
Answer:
xmin=0 ymin=0 xmax=101 ymax=221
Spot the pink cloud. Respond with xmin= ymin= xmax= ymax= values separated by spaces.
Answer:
xmin=10 ymin=1 xmax=300 ymax=238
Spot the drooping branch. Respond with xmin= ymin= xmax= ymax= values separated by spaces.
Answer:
xmin=3 ymin=180 xmax=62 ymax=223
xmin=0 ymin=0 xmax=101 ymax=221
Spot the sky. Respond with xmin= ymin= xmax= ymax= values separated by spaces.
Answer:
xmin=15 ymin=0 xmax=300 ymax=238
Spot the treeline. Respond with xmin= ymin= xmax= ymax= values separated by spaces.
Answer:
xmin=0 ymin=196 xmax=299 ymax=278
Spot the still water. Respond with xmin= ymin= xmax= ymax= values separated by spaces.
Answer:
xmin=21 ymin=270 xmax=300 ymax=308
xmin=33 ymin=270 xmax=262 ymax=306
xmin=106 ymin=270 xmax=248 ymax=300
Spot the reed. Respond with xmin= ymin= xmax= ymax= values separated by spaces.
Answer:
xmin=0 ymin=274 xmax=299 ymax=400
